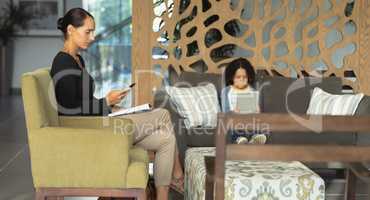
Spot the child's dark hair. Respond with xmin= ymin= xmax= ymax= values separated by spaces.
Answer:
xmin=224 ymin=58 xmax=256 ymax=86
xmin=57 ymin=8 xmax=94 ymax=38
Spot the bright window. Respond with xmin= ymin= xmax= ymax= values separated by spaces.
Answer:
xmin=83 ymin=0 xmax=132 ymax=107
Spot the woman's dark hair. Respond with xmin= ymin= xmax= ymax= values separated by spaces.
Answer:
xmin=57 ymin=8 xmax=94 ymax=38
xmin=224 ymin=57 xmax=256 ymax=87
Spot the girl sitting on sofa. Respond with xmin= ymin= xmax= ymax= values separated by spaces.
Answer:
xmin=221 ymin=58 xmax=267 ymax=144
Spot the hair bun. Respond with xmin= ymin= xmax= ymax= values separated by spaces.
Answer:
xmin=57 ymin=17 xmax=64 ymax=30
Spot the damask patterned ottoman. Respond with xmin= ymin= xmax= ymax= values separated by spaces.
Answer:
xmin=185 ymin=147 xmax=325 ymax=200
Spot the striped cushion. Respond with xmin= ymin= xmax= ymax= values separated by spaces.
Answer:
xmin=307 ymin=87 xmax=364 ymax=115
xmin=165 ymin=84 xmax=220 ymax=128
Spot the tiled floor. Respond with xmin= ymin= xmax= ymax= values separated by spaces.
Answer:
xmin=0 ymin=95 xmax=182 ymax=200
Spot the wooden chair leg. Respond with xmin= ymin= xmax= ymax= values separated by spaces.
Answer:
xmin=137 ymin=189 xmax=147 ymax=200
xmin=35 ymin=190 xmax=46 ymax=200
xmin=46 ymin=197 xmax=64 ymax=200
xmin=345 ymin=169 xmax=356 ymax=200
xmin=205 ymin=156 xmax=215 ymax=200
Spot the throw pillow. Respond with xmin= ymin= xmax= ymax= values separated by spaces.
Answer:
xmin=165 ymin=83 xmax=220 ymax=128
xmin=307 ymin=87 xmax=364 ymax=115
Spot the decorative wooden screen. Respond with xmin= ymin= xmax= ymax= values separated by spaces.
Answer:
xmin=149 ymin=0 xmax=370 ymax=94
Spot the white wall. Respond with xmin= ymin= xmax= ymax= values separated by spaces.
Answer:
xmin=10 ymin=0 xmax=83 ymax=89
xmin=12 ymin=37 xmax=63 ymax=88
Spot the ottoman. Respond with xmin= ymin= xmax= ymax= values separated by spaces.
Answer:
xmin=185 ymin=147 xmax=325 ymax=200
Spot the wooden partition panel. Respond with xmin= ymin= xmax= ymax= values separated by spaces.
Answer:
xmin=132 ymin=0 xmax=370 ymax=104
xmin=358 ymin=0 xmax=370 ymax=94
xmin=132 ymin=0 xmax=154 ymax=105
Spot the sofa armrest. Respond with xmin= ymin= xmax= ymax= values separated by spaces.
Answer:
xmin=219 ymin=113 xmax=370 ymax=133
xmin=217 ymin=113 xmax=370 ymax=162
xmin=153 ymin=89 xmax=170 ymax=108
xmin=185 ymin=124 xmax=217 ymax=147
xmin=29 ymin=127 xmax=135 ymax=188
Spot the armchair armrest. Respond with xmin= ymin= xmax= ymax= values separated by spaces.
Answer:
xmin=59 ymin=116 xmax=108 ymax=128
xmin=58 ymin=116 xmax=135 ymax=145
xmin=59 ymin=116 xmax=133 ymax=129
xmin=29 ymin=127 xmax=133 ymax=188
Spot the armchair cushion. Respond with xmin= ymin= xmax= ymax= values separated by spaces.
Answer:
xmin=126 ymin=147 xmax=149 ymax=188
xmin=129 ymin=147 xmax=149 ymax=164
xmin=126 ymin=161 xmax=149 ymax=188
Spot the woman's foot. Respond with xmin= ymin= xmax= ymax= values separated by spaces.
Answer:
xmin=170 ymin=176 xmax=184 ymax=194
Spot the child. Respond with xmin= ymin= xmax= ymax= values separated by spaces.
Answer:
xmin=221 ymin=58 xmax=267 ymax=144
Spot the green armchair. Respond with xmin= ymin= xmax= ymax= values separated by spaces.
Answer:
xmin=21 ymin=68 xmax=148 ymax=200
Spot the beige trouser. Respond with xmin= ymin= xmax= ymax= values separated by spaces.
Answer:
xmin=123 ymin=108 xmax=176 ymax=186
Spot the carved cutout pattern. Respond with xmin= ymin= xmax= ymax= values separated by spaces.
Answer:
xmin=151 ymin=0 xmax=370 ymax=93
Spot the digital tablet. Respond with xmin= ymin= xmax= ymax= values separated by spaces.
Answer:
xmin=236 ymin=91 xmax=259 ymax=114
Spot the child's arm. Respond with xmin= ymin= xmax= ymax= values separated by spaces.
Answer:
xmin=221 ymin=87 xmax=231 ymax=112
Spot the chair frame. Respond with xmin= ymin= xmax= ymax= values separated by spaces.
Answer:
xmin=204 ymin=113 xmax=370 ymax=200
xmin=34 ymin=152 xmax=156 ymax=200
xmin=35 ymin=187 xmax=146 ymax=200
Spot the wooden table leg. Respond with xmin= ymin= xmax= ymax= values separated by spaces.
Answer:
xmin=345 ymin=169 xmax=356 ymax=200
xmin=205 ymin=156 xmax=215 ymax=200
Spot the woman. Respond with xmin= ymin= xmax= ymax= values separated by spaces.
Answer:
xmin=50 ymin=8 xmax=183 ymax=199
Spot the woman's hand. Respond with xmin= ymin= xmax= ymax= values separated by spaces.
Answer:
xmin=233 ymin=107 xmax=240 ymax=113
xmin=106 ymin=90 xmax=128 ymax=106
